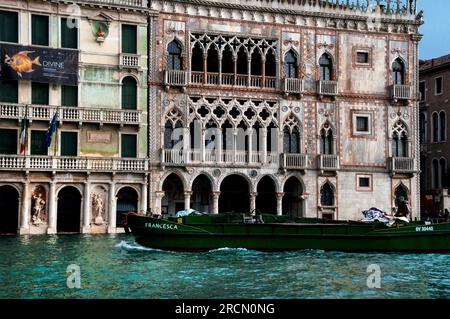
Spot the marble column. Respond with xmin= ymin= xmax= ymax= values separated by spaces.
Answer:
xmin=82 ymin=182 xmax=91 ymax=234
xmin=154 ymin=191 xmax=165 ymax=216
xmin=107 ymin=183 xmax=116 ymax=233
xmin=212 ymin=191 xmax=220 ymax=215
xmin=141 ymin=182 xmax=148 ymax=214
xmin=184 ymin=191 xmax=192 ymax=210
xmin=249 ymin=192 xmax=257 ymax=215
xmin=19 ymin=182 xmax=30 ymax=234
xmin=276 ymin=192 xmax=285 ymax=216
xmin=47 ymin=182 xmax=57 ymax=234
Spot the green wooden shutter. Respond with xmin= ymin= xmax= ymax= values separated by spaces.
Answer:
xmin=32 ymin=83 xmax=49 ymax=105
xmin=121 ymin=134 xmax=137 ymax=158
xmin=0 ymin=129 xmax=17 ymax=154
xmin=0 ymin=10 xmax=18 ymax=43
xmin=31 ymin=15 xmax=49 ymax=46
xmin=0 ymin=81 xmax=18 ymax=103
xmin=60 ymin=132 xmax=77 ymax=156
xmin=122 ymin=25 xmax=137 ymax=54
xmin=61 ymin=85 xmax=78 ymax=107
xmin=122 ymin=77 xmax=137 ymax=110
xmin=61 ymin=18 xmax=78 ymax=49
xmin=30 ymin=131 xmax=47 ymax=155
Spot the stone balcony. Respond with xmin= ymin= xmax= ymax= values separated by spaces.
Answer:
xmin=161 ymin=149 xmax=278 ymax=167
xmin=72 ymin=0 xmax=147 ymax=8
xmin=282 ymin=78 xmax=305 ymax=96
xmin=389 ymin=157 xmax=415 ymax=174
xmin=317 ymin=80 xmax=339 ymax=98
xmin=390 ymin=84 xmax=412 ymax=102
xmin=0 ymin=155 xmax=149 ymax=173
xmin=318 ymin=154 xmax=339 ymax=172
xmin=280 ymin=153 xmax=308 ymax=170
xmin=119 ymin=53 xmax=140 ymax=69
xmin=164 ymin=70 xmax=188 ymax=90
xmin=0 ymin=103 xmax=141 ymax=126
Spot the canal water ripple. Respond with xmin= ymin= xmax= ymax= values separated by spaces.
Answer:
xmin=1 ymin=234 xmax=450 ymax=299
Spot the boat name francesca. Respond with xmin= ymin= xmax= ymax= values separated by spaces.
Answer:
xmin=145 ymin=222 xmax=178 ymax=230
xmin=415 ymin=226 xmax=434 ymax=232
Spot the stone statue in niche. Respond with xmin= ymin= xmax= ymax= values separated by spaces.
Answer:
xmin=32 ymin=193 xmax=46 ymax=225
xmin=92 ymin=192 xmax=105 ymax=225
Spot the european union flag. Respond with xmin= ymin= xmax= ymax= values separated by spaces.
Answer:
xmin=45 ymin=112 xmax=58 ymax=148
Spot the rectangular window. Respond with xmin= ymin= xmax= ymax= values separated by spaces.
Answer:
xmin=31 ymin=14 xmax=49 ymax=46
xmin=121 ymin=24 xmax=137 ymax=54
xmin=61 ymin=85 xmax=78 ymax=107
xmin=61 ymin=17 xmax=78 ymax=49
xmin=32 ymin=82 xmax=49 ymax=105
xmin=0 ymin=10 xmax=18 ymax=43
xmin=356 ymin=51 xmax=369 ymax=64
xmin=419 ymin=81 xmax=426 ymax=102
xmin=356 ymin=116 xmax=369 ymax=132
xmin=435 ymin=77 xmax=443 ymax=95
xmin=0 ymin=80 xmax=18 ymax=103
xmin=121 ymin=134 xmax=137 ymax=158
xmin=60 ymin=132 xmax=77 ymax=156
xmin=357 ymin=175 xmax=372 ymax=191
xmin=30 ymin=130 xmax=47 ymax=155
xmin=0 ymin=129 xmax=17 ymax=154
xmin=352 ymin=112 xmax=373 ymax=137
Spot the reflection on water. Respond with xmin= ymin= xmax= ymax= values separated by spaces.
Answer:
xmin=1 ymin=234 xmax=450 ymax=299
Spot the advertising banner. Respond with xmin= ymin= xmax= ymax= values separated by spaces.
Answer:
xmin=0 ymin=44 xmax=78 ymax=85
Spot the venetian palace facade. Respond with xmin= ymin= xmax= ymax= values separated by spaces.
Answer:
xmin=0 ymin=0 xmax=422 ymax=235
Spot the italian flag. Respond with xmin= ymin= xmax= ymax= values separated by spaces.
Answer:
xmin=19 ymin=119 xmax=27 ymax=155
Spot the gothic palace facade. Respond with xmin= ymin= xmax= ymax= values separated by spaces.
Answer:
xmin=0 ymin=0 xmax=422 ymax=235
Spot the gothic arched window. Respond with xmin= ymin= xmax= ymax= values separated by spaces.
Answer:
xmin=319 ymin=53 xmax=332 ymax=81
xmin=320 ymin=126 xmax=333 ymax=155
xmin=320 ymin=183 xmax=334 ymax=207
xmin=392 ymin=58 xmax=405 ymax=85
xmin=284 ymin=50 xmax=297 ymax=79
xmin=392 ymin=122 xmax=408 ymax=157
xmin=167 ymin=40 xmax=182 ymax=70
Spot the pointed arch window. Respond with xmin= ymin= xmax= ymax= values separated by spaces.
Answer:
xmin=167 ymin=40 xmax=182 ymax=70
xmin=285 ymin=50 xmax=297 ymax=79
xmin=164 ymin=120 xmax=182 ymax=149
xmin=392 ymin=58 xmax=405 ymax=85
xmin=191 ymin=42 xmax=204 ymax=72
xmin=319 ymin=53 xmax=332 ymax=81
xmin=320 ymin=183 xmax=334 ymax=207
xmin=392 ymin=121 xmax=408 ymax=158
xmin=441 ymin=158 xmax=447 ymax=188
xmin=433 ymin=112 xmax=439 ymax=142
xmin=320 ymin=125 xmax=333 ymax=155
xmin=394 ymin=185 xmax=409 ymax=207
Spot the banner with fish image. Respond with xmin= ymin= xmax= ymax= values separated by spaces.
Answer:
xmin=0 ymin=44 xmax=78 ymax=85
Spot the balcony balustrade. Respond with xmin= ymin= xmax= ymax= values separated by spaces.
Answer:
xmin=282 ymin=78 xmax=305 ymax=96
xmin=164 ymin=70 xmax=188 ymax=88
xmin=390 ymin=84 xmax=411 ymax=101
xmin=0 ymin=155 xmax=148 ymax=173
xmin=161 ymin=148 xmax=278 ymax=166
xmin=181 ymin=71 xmax=278 ymax=89
xmin=73 ymin=0 xmax=147 ymax=7
xmin=318 ymin=154 xmax=339 ymax=171
xmin=389 ymin=157 xmax=415 ymax=174
xmin=281 ymin=153 xmax=308 ymax=170
xmin=317 ymin=80 xmax=339 ymax=97
xmin=0 ymin=103 xmax=141 ymax=126
xmin=120 ymin=53 xmax=140 ymax=69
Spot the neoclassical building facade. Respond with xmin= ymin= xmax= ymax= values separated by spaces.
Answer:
xmin=0 ymin=0 xmax=150 ymax=234
xmin=148 ymin=0 xmax=422 ymax=221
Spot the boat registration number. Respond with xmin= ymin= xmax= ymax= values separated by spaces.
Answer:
xmin=415 ymin=226 xmax=434 ymax=232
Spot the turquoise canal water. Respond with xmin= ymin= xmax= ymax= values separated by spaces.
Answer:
xmin=1 ymin=234 xmax=450 ymax=299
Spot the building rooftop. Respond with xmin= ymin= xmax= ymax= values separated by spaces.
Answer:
xmin=420 ymin=54 xmax=450 ymax=72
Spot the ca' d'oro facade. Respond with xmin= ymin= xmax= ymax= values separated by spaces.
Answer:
xmin=0 ymin=0 xmax=150 ymax=234
xmin=1 ymin=0 xmax=423 ymax=235
xmin=149 ymin=0 xmax=422 ymax=221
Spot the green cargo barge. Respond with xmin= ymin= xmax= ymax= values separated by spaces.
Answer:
xmin=125 ymin=213 xmax=450 ymax=253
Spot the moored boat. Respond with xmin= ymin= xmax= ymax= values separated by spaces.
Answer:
xmin=125 ymin=213 xmax=450 ymax=253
